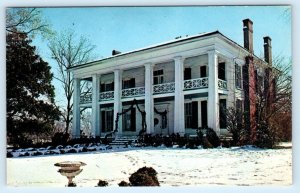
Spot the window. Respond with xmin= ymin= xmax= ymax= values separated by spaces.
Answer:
xmin=185 ymin=102 xmax=198 ymax=129
xmin=101 ymin=82 xmax=114 ymax=92
xmin=200 ymin=66 xmax=207 ymax=77
xmin=218 ymin=62 xmax=226 ymax=80
xmin=153 ymin=69 xmax=164 ymax=85
xmin=101 ymin=110 xmax=114 ymax=132
xmin=235 ymin=64 xmax=242 ymax=89
xmin=185 ymin=103 xmax=192 ymax=128
xmin=123 ymin=78 xmax=135 ymax=89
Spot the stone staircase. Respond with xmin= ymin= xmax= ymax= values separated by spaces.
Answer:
xmin=109 ymin=136 xmax=138 ymax=146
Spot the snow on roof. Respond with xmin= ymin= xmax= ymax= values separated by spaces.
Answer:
xmin=68 ymin=31 xmax=220 ymax=70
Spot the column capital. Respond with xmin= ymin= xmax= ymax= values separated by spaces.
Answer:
xmin=144 ymin=62 xmax=155 ymax=68
xmin=92 ymin=73 xmax=101 ymax=78
xmin=113 ymin=69 xmax=120 ymax=73
xmin=174 ymin=55 xmax=183 ymax=61
xmin=207 ymin=49 xmax=221 ymax=56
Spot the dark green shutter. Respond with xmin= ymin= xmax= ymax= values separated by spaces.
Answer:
xmin=192 ymin=101 xmax=198 ymax=129
xmin=184 ymin=68 xmax=191 ymax=80
xmin=201 ymin=101 xmax=208 ymax=127
xmin=101 ymin=111 xmax=106 ymax=132
xmin=131 ymin=108 xmax=136 ymax=131
xmin=130 ymin=78 xmax=135 ymax=88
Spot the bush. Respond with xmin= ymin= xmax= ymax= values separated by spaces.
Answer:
xmin=129 ymin=173 xmax=159 ymax=186
xmin=202 ymin=137 xmax=213 ymax=149
xmin=7 ymin=152 xmax=13 ymax=158
xmin=118 ymin=181 xmax=130 ymax=187
xmin=97 ymin=180 xmax=109 ymax=187
xmin=129 ymin=167 xmax=159 ymax=186
xmin=67 ymin=149 xmax=77 ymax=154
xmin=255 ymin=121 xmax=279 ymax=148
xmin=206 ymin=128 xmax=221 ymax=147
xmin=33 ymin=151 xmax=43 ymax=156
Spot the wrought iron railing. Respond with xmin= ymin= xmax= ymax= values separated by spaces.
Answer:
xmin=218 ymin=79 xmax=227 ymax=90
xmin=122 ymin=87 xmax=145 ymax=98
xmin=183 ymin=77 xmax=208 ymax=90
xmin=80 ymin=93 xmax=92 ymax=104
xmin=100 ymin=91 xmax=114 ymax=100
xmin=153 ymin=82 xmax=175 ymax=94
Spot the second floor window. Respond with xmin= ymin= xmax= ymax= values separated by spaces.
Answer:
xmin=101 ymin=82 xmax=114 ymax=92
xmin=153 ymin=69 xmax=164 ymax=85
xmin=123 ymin=78 xmax=135 ymax=89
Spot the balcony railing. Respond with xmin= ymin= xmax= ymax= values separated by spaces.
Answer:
xmin=100 ymin=91 xmax=114 ymax=101
xmin=184 ymin=77 xmax=208 ymax=90
xmin=79 ymin=78 xmax=229 ymax=104
xmin=153 ymin=82 xmax=175 ymax=94
xmin=80 ymin=93 xmax=92 ymax=104
xmin=122 ymin=87 xmax=145 ymax=98
xmin=218 ymin=79 xmax=227 ymax=90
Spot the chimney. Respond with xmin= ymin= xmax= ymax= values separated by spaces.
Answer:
xmin=112 ymin=50 xmax=121 ymax=56
xmin=263 ymin=36 xmax=272 ymax=66
xmin=243 ymin=19 xmax=254 ymax=53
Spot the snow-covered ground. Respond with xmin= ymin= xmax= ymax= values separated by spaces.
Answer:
xmin=6 ymin=143 xmax=292 ymax=187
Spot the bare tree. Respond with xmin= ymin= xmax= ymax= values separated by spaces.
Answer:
xmin=6 ymin=8 xmax=53 ymax=38
xmin=249 ymin=56 xmax=292 ymax=147
xmin=48 ymin=30 xmax=95 ymax=134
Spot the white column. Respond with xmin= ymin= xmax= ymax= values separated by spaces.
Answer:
xmin=227 ymin=59 xmax=235 ymax=109
xmin=72 ymin=78 xmax=81 ymax=138
xmin=174 ymin=56 xmax=185 ymax=136
xmin=113 ymin=69 xmax=122 ymax=135
xmin=207 ymin=50 xmax=220 ymax=135
xmin=91 ymin=74 xmax=100 ymax=137
xmin=144 ymin=63 xmax=154 ymax=134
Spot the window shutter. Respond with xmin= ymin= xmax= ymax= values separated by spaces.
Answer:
xmin=101 ymin=84 xmax=105 ymax=92
xmin=219 ymin=99 xmax=227 ymax=128
xmin=200 ymin=66 xmax=207 ymax=77
xmin=184 ymin=68 xmax=192 ymax=80
xmin=111 ymin=82 xmax=114 ymax=91
xmin=101 ymin=111 xmax=106 ymax=132
xmin=130 ymin=78 xmax=135 ymax=88
xmin=192 ymin=101 xmax=198 ymax=129
xmin=131 ymin=108 xmax=136 ymax=131
xmin=201 ymin=101 xmax=208 ymax=127
xmin=218 ymin=62 xmax=226 ymax=80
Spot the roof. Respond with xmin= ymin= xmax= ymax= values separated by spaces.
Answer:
xmin=68 ymin=30 xmax=267 ymax=71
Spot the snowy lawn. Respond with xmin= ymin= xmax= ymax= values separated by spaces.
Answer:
xmin=7 ymin=143 xmax=292 ymax=187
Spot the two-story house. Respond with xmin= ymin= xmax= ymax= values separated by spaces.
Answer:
xmin=69 ymin=18 xmax=273 ymax=139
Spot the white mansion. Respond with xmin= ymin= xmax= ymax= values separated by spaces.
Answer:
xmin=69 ymin=19 xmax=273 ymax=138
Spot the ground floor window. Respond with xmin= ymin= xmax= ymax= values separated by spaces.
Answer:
xmin=184 ymin=101 xmax=198 ymax=129
xmin=101 ymin=109 xmax=114 ymax=132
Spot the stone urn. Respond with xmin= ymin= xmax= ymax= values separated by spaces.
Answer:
xmin=54 ymin=161 xmax=86 ymax=187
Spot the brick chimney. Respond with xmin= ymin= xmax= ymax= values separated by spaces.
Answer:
xmin=112 ymin=50 xmax=121 ymax=56
xmin=263 ymin=36 xmax=272 ymax=66
xmin=243 ymin=19 xmax=254 ymax=53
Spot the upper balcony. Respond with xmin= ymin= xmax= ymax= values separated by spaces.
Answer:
xmin=79 ymin=77 xmax=227 ymax=104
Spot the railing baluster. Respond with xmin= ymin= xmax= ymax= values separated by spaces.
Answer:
xmin=183 ymin=77 xmax=208 ymax=90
